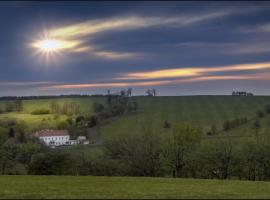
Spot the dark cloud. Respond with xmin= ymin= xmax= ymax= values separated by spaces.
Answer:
xmin=0 ymin=2 xmax=270 ymax=96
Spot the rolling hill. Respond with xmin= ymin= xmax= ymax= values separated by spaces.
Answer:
xmin=1 ymin=95 xmax=270 ymax=140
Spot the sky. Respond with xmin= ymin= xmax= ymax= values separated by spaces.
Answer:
xmin=1 ymin=1 xmax=270 ymax=96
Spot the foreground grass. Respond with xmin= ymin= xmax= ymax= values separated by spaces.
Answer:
xmin=1 ymin=176 xmax=270 ymax=199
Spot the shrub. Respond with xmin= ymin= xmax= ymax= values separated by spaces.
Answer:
xmin=93 ymin=102 xmax=105 ymax=113
xmin=31 ymin=108 xmax=50 ymax=115
xmin=56 ymin=121 xmax=68 ymax=130
xmin=265 ymin=104 xmax=270 ymax=114
xmin=163 ymin=120 xmax=171 ymax=128
xmin=257 ymin=110 xmax=265 ymax=118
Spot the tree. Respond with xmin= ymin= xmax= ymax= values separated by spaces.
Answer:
xmin=0 ymin=143 xmax=20 ymax=174
xmin=93 ymin=102 xmax=104 ymax=113
xmin=76 ymin=116 xmax=85 ymax=124
xmin=152 ymin=89 xmax=157 ymax=96
xmin=146 ymin=89 xmax=157 ymax=96
xmin=5 ymin=101 xmax=15 ymax=112
xmin=211 ymin=124 xmax=217 ymax=135
xmin=264 ymin=104 xmax=270 ymax=114
xmin=146 ymin=89 xmax=153 ymax=96
xmin=163 ymin=125 xmax=201 ymax=177
xmin=14 ymin=100 xmax=23 ymax=112
xmin=56 ymin=121 xmax=68 ymax=130
xmin=200 ymin=139 xmax=234 ymax=179
xmin=18 ymin=143 xmax=41 ymax=165
xmin=223 ymin=120 xmax=230 ymax=132
xmin=163 ymin=120 xmax=171 ymax=128
xmin=257 ymin=110 xmax=265 ymax=118
xmin=16 ymin=130 xmax=26 ymax=144
xmin=253 ymin=119 xmax=260 ymax=137
xmin=50 ymin=101 xmax=61 ymax=114
xmin=87 ymin=115 xmax=98 ymax=128
xmin=127 ymin=88 xmax=132 ymax=96
xmin=28 ymin=151 xmax=73 ymax=175
xmin=104 ymin=126 xmax=164 ymax=177
xmin=120 ymin=90 xmax=126 ymax=97
xmin=61 ymin=102 xmax=69 ymax=114
xmin=8 ymin=128 xmax=15 ymax=138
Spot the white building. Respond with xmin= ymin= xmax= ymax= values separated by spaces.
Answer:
xmin=34 ymin=129 xmax=70 ymax=147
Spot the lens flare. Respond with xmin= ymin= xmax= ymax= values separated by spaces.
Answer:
xmin=32 ymin=39 xmax=79 ymax=53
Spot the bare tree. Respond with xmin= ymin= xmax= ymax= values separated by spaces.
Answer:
xmin=127 ymin=88 xmax=132 ymax=96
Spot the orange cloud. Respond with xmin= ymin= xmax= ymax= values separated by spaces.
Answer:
xmin=117 ymin=62 xmax=270 ymax=80
xmin=45 ymin=73 xmax=270 ymax=90
xmin=48 ymin=80 xmax=171 ymax=89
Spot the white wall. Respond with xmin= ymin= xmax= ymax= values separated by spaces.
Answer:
xmin=40 ymin=135 xmax=70 ymax=146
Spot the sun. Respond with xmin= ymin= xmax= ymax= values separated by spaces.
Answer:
xmin=36 ymin=39 xmax=62 ymax=52
xmin=33 ymin=39 xmax=68 ymax=53
xmin=30 ymin=32 xmax=81 ymax=64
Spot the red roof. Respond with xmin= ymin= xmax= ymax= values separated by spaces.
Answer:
xmin=35 ymin=129 xmax=69 ymax=137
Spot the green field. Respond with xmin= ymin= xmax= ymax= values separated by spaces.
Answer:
xmin=1 ymin=96 xmax=270 ymax=198
xmin=1 ymin=175 xmax=270 ymax=199
xmin=0 ymin=97 xmax=105 ymax=132
xmin=100 ymin=96 xmax=270 ymax=139
xmin=1 ymin=96 xmax=270 ymax=139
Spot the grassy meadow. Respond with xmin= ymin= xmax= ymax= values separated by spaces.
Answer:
xmin=1 ymin=175 xmax=270 ymax=199
xmin=1 ymin=95 xmax=270 ymax=139
xmin=1 ymin=96 xmax=270 ymax=198
xmin=100 ymin=95 xmax=270 ymax=139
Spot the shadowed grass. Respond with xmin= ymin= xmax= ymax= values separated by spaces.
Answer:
xmin=1 ymin=175 xmax=270 ymax=199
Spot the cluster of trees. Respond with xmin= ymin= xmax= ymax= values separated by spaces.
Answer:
xmin=31 ymin=108 xmax=50 ymax=115
xmin=15 ymin=123 xmax=270 ymax=181
xmin=146 ymin=89 xmax=157 ymax=96
xmin=50 ymin=101 xmax=81 ymax=115
xmin=64 ymin=94 xmax=139 ymax=139
xmin=0 ymin=120 xmax=42 ymax=175
xmin=88 ymin=94 xmax=138 ymax=126
xmin=1 ymin=100 xmax=23 ymax=113
xmin=232 ymin=91 xmax=254 ymax=96
xmin=223 ymin=117 xmax=248 ymax=132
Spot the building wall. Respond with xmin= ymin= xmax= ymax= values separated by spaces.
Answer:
xmin=40 ymin=135 xmax=70 ymax=146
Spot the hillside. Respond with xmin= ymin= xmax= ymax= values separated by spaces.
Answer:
xmin=1 ymin=175 xmax=270 ymax=199
xmin=100 ymin=95 xmax=270 ymax=139
xmin=1 ymin=95 xmax=270 ymax=139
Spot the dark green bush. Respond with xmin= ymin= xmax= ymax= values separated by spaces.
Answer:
xmin=31 ymin=108 xmax=50 ymax=115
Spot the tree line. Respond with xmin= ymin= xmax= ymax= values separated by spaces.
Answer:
xmin=232 ymin=91 xmax=254 ymax=96
xmin=66 ymin=94 xmax=139 ymax=139
xmin=0 ymin=100 xmax=23 ymax=113
xmin=2 ymin=121 xmax=270 ymax=182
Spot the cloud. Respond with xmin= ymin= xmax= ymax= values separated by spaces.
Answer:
xmin=43 ymin=61 xmax=270 ymax=90
xmin=174 ymin=41 xmax=270 ymax=55
xmin=47 ymin=80 xmax=171 ymax=89
xmin=45 ymin=73 xmax=270 ymax=90
xmin=93 ymin=51 xmax=142 ymax=60
xmin=33 ymin=8 xmax=246 ymax=60
xmin=50 ymin=12 xmax=231 ymax=39
xmin=0 ymin=81 xmax=55 ymax=86
xmin=116 ymin=62 xmax=270 ymax=80
xmin=238 ymin=23 xmax=270 ymax=34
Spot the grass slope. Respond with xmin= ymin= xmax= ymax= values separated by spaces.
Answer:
xmin=1 ymin=175 xmax=270 ymax=199
xmin=0 ymin=97 xmax=105 ymax=131
xmin=1 ymin=96 xmax=270 ymax=138
xmin=101 ymin=96 xmax=270 ymax=139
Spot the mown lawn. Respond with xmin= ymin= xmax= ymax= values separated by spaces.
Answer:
xmin=0 ymin=176 xmax=270 ymax=199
